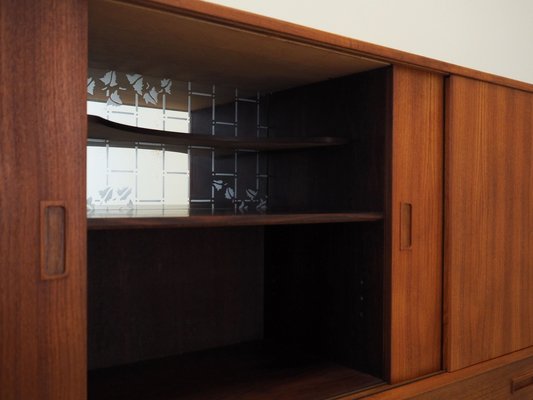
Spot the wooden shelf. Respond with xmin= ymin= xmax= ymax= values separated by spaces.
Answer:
xmin=88 ymin=342 xmax=384 ymax=400
xmin=87 ymin=209 xmax=384 ymax=230
xmin=88 ymin=116 xmax=348 ymax=151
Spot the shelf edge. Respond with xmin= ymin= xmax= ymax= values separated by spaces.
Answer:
xmin=88 ymin=115 xmax=348 ymax=151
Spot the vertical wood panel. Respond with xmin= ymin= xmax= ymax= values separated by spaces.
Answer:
xmin=0 ymin=1 xmax=87 ymax=399
xmin=445 ymin=76 xmax=533 ymax=371
xmin=387 ymin=65 xmax=443 ymax=383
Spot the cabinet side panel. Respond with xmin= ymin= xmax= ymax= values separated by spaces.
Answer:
xmin=444 ymin=76 xmax=533 ymax=371
xmin=388 ymin=66 xmax=443 ymax=382
xmin=0 ymin=1 xmax=87 ymax=399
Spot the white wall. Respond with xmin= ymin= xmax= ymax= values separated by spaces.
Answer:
xmin=204 ymin=0 xmax=533 ymax=84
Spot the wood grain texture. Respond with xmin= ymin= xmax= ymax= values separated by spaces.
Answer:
xmin=444 ymin=76 xmax=533 ymax=371
xmin=88 ymin=228 xmax=264 ymax=369
xmin=116 ymin=0 xmax=533 ymax=93
xmin=89 ymin=342 xmax=383 ymax=400
xmin=512 ymin=370 xmax=533 ymax=393
xmin=41 ymin=202 xmax=67 ymax=279
xmin=359 ymin=353 xmax=533 ymax=400
xmin=88 ymin=115 xmax=348 ymax=150
xmin=386 ymin=65 xmax=443 ymax=383
xmin=0 ymin=1 xmax=87 ymax=399
xmin=87 ymin=211 xmax=384 ymax=230
xmin=267 ymin=68 xmax=389 ymax=214
xmin=336 ymin=347 xmax=533 ymax=399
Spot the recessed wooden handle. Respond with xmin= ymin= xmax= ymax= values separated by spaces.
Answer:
xmin=40 ymin=201 xmax=68 ymax=280
xmin=512 ymin=371 xmax=533 ymax=393
xmin=400 ymin=202 xmax=412 ymax=250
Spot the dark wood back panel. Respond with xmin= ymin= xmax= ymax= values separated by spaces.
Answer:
xmin=267 ymin=67 xmax=390 ymax=213
xmin=88 ymin=227 xmax=264 ymax=369
xmin=264 ymin=222 xmax=384 ymax=378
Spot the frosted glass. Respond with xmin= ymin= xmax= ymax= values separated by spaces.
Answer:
xmin=165 ymin=117 xmax=189 ymax=132
xmin=137 ymin=149 xmax=164 ymax=201
xmin=87 ymin=69 xmax=191 ymax=210
xmin=87 ymin=146 xmax=107 ymax=207
xmin=165 ymin=151 xmax=189 ymax=173
xmin=165 ymin=174 xmax=190 ymax=205
xmin=87 ymin=101 xmax=106 ymax=117
xmin=108 ymin=147 xmax=135 ymax=171
xmin=108 ymin=110 xmax=136 ymax=125
xmin=107 ymin=172 xmax=136 ymax=205
xmin=137 ymin=107 xmax=164 ymax=130
xmin=87 ymin=69 xmax=269 ymax=212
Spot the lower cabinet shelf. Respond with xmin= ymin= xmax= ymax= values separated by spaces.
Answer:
xmin=88 ymin=221 xmax=386 ymax=399
xmin=88 ymin=342 xmax=384 ymax=400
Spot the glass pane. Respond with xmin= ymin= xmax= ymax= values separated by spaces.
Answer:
xmin=87 ymin=68 xmax=271 ymax=213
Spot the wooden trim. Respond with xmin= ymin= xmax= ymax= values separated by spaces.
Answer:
xmin=40 ymin=201 xmax=69 ymax=280
xmin=399 ymin=203 xmax=412 ymax=251
xmin=118 ymin=0 xmax=533 ymax=93
xmin=87 ymin=211 xmax=384 ymax=230
xmin=511 ymin=370 xmax=533 ymax=393
xmin=336 ymin=346 xmax=533 ymax=399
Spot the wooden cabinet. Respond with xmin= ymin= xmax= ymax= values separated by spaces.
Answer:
xmin=445 ymin=76 xmax=533 ymax=371
xmin=1 ymin=0 xmax=532 ymax=399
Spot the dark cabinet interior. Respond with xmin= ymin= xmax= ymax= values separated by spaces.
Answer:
xmin=88 ymin=222 xmax=384 ymax=399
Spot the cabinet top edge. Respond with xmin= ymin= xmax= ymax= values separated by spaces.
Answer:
xmin=117 ymin=0 xmax=533 ymax=93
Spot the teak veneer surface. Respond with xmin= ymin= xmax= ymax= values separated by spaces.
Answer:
xmin=445 ymin=76 xmax=533 ymax=371
xmin=3 ymin=0 xmax=531 ymax=399
xmin=386 ymin=65 xmax=443 ymax=383
xmin=0 ymin=0 xmax=87 ymax=399
xmin=346 ymin=347 xmax=533 ymax=399
xmin=87 ymin=211 xmax=384 ymax=230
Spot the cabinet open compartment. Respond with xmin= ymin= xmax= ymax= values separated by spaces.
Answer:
xmin=87 ymin=1 xmax=392 ymax=398
xmin=88 ymin=222 xmax=385 ymax=400
xmin=86 ymin=67 xmax=389 ymax=227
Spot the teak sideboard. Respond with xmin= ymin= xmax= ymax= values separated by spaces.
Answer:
xmin=1 ymin=1 xmax=532 ymax=399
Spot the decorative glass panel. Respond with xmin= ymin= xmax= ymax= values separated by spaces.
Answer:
xmin=87 ymin=68 xmax=269 ymax=214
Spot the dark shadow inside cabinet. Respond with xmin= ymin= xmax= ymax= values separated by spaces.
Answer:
xmin=86 ymin=67 xmax=390 ymax=399
xmin=88 ymin=222 xmax=384 ymax=400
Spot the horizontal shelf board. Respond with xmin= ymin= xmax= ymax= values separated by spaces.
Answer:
xmin=88 ymin=341 xmax=384 ymax=400
xmin=88 ymin=115 xmax=348 ymax=150
xmin=87 ymin=209 xmax=384 ymax=230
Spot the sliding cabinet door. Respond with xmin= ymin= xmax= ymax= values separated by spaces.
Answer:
xmin=387 ymin=65 xmax=443 ymax=383
xmin=445 ymin=76 xmax=533 ymax=371
xmin=0 ymin=1 xmax=87 ymax=399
